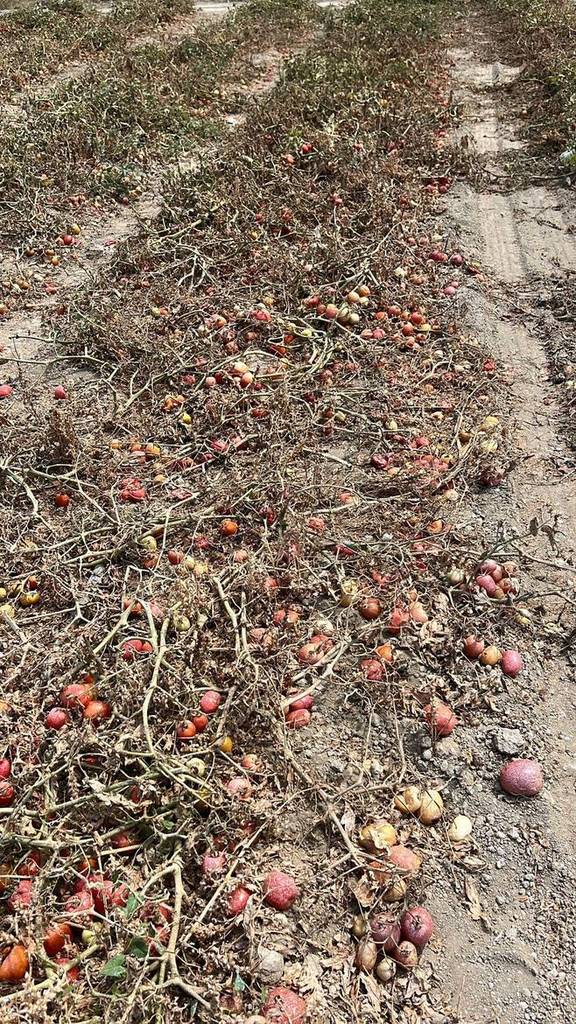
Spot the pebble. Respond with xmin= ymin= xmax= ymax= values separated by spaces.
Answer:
xmin=255 ymin=946 xmax=284 ymax=983
xmin=493 ymin=727 xmax=524 ymax=756
xmin=438 ymin=736 xmax=460 ymax=757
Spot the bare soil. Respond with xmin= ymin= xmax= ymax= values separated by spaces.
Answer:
xmin=426 ymin=12 xmax=576 ymax=1023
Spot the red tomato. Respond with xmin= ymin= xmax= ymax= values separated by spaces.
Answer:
xmin=60 ymin=682 xmax=94 ymax=709
xmin=53 ymin=956 xmax=81 ymax=982
xmin=64 ymin=890 xmax=94 ymax=920
xmin=200 ymin=691 xmax=222 ymax=714
xmin=0 ymin=944 xmax=29 ymax=984
xmin=88 ymin=877 xmax=128 ymax=915
xmin=83 ymin=701 xmax=112 ymax=723
xmin=220 ymin=519 xmax=239 ymax=537
xmin=45 ymin=708 xmax=70 ymax=730
xmin=43 ymin=922 xmax=72 ymax=957
xmin=176 ymin=721 xmax=197 ymax=740
xmin=0 ymin=780 xmax=14 ymax=807
xmin=18 ymin=852 xmax=43 ymax=877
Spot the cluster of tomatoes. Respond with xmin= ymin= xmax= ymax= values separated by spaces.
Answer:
xmin=0 ymin=847 xmax=171 ymax=986
xmin=44 ymin=676 xmax=112 ymax=733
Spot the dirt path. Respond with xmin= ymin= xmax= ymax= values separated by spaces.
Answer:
xmin=425 ymin=12 xmax=576 ymax=1024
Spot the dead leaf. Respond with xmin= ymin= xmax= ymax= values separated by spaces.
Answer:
xmin=347 ymin=875 xmax=374 ymax=909
xmin=432 ymin=592 xmax=449 ymax=616
xmin=360 ymin=971 xmax=382 ymax=1014
xmin=464 ymin=876 xmax=482 ymax=919
xmin=340 ymin=805 xmax=356 ymax=835
xmin=460 ymin=854 xmax=486 ymax=871
xmin=464 ymin=876 xmax=491 ymax=930
xmin=87 ymin=778 xmax=138 ymax=809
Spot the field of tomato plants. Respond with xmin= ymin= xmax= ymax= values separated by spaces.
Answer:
xmin=490 ymin=0 xmax=576 ymax=157
xmin=0 ymin=0 xmax=196 ymax=97
xmin=0 ymin=0 xmax=554 ymax=1022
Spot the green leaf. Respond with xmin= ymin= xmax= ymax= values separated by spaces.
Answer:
xmin=124 ymin=893 xmax=141 ymax=919
xmin=128 ymin=937 xmax=149 ymax=960
xmin=101 ymin=954 xmax=127 ymax=978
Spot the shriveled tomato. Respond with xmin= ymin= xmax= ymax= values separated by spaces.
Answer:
xmin=0 ymin=780 xmax=14 ymax=807
xmin=88 ymin=876 xmax=129 ymax=915
xmin=64 ymin=889 xmax=95 ymax=920
xmin=7 ymin=879 xmax=34 ymax=912
xmin=60 ymin=682 xmax=94 ymax=709
xmin=53 ymin=956 xmax=80 ymax=982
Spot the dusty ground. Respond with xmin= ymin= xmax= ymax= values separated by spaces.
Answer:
xmin=424 ymin=12 xmax=576 ymax=1023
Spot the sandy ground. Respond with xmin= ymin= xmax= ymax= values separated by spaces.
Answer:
xmin=423 ymin=13 xmax=576 ymax=1023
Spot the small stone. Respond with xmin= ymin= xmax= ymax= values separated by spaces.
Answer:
xmin=255 ymin=946 xmax=284 ymax=984
xmin=437 ymin=736 xmax=460 ymax=758
xmin=493 ymin=727 xmax=524 ymax=756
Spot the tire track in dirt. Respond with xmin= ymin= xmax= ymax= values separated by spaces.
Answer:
xmin=425 ymin=17 xmax=576 ymax=1024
